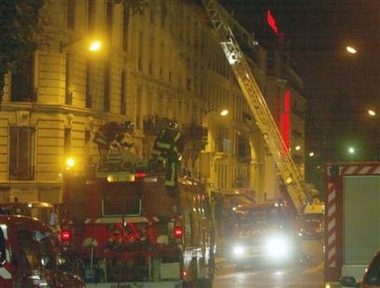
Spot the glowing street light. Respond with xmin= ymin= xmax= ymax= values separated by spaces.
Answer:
xmin=368 ymin=109 xmax=377 ymax=117
xmin=65 ymin=157 xmax=75 ymax=170
xmin=220 ymin=109 xmax=229 ymax=116
xmin=60 ymin=38 xmax=102 ymax=53
xmin=89 ymin=40 xmax=102 ymax=51
xmin=346 ymin=46 xmax=357 ymax=54
xmin=348 ymin=147 xmax=355 ymax=162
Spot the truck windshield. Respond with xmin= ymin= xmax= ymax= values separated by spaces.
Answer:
xmin=235 ymin=205 xmax=289 ymax=227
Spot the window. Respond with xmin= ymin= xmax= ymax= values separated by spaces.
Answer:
xmin=11 ymin=55 xmax=36 ymax=102
xmin=137 ymin=31 xmax=143 ymax=71
xmin=104 ymin=64 xmax=110 ymax=112
xmin=67 ymin=0 xmax=75 ymax=29
xmin=106 ymin=1 xmax=113 ymax=42
xmin=9 ymin=127 xmax=35 ymax=181
xmin=85 ymin=60 xmax=93 ymax=108
xmin=64 ymin=128 xmax=71 ymax=155
xmin=122 ymin=6 xmax=129 ymax=51
xmin=17 ymin=229 xmax=41 ymax=271
xmin=87 ymin=0 xmax=96 ymax=33
xmin=65 ymin=53 xmax=73 ymax=105
xmin=120 ymin=70 xmax=127 ymax=115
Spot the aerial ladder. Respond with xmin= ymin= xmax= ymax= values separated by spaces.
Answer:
xmin=201 ymin=0 xmax=309 ymax=214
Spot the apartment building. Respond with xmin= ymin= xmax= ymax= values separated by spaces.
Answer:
xmin=0 ymin=0 xmax=305 ymax=204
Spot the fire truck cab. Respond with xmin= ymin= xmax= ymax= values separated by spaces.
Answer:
xmin=227 ymin=201 xmax=301 ymax=270
xmin=0 ymin=215 xmax=84 ymax=288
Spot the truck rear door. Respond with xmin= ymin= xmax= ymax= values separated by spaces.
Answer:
xmin=342 ymin=175 xmax=380 ymax=279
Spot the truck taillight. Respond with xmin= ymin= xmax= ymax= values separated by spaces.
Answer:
xmin=135 ymin=172 xmax=146 ymax=178
xmin=174 ymin=226 xmax=183 ymax=238
xmin=61 ymin=229 xmax=71 ymax=242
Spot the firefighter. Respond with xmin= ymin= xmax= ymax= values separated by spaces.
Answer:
xmin=119 ymin=120 xmax=136 ymax=153
xmin=151 ymin=120 xmax=184 ymax=192
xmin=118 ymin=121 xmax=146 ymax=169
xmin=93 ymin=121 xmax=123 ymax=160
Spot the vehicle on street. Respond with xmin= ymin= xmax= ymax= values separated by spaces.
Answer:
xmin=61 ymin=121 xmax=215 ymax=287
xmin=222 ymin=192 xmax=256 ymax=211
xmin=227 ymin=201 xmax=302 ymax=270
xmin=0 ymin=215 xmax=84 ymax=287
xmin=299 ymin=201 xmax=324 ymax=240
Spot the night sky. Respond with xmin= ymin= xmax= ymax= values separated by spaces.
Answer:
xmin=220 ymin=0 xmax=380 ymax=163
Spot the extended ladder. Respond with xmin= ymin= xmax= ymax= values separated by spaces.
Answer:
xmin=201 ymin=0 xmax=308 ymax=213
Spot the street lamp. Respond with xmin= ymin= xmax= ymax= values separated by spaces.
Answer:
xmin=346 ymin=46 xmax=357 ymax=54
xmin=368 ymin=109 xmax=377 ymax=117
xmin=60 ymin=38 xmax=102 ymax=53
xmin=348 ymin=147 xmax=355 ymax=162
xmin=65 ymin=157 xmax=75 ymax=171
xmin=220 ymin=109 xmax=229 ymax=116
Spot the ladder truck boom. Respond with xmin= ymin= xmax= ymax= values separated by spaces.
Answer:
xmin=201 ymin=0 xmax=308 ymax=213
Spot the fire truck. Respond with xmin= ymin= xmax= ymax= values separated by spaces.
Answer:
xmin=61 ymin=124 xmax=215 ymax=287
xmin=224 ymin=200 xmax=303 ymax=270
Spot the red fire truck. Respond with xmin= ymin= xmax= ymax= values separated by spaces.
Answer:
xmin=225 ymin=200 xmax=302 ymax=270
xmin=60 ymin=124 xmax=215 ymax=287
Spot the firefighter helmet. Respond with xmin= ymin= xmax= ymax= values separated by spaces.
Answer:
xmin=121 ymin=121 xmax=135 ymax=134
xmin=168 ymin=120 xmax=179 ymax=130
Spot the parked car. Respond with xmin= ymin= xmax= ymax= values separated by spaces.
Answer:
xmin=0 ymin=215 xmax=84 ymax=287
xmin=340 ymin=250 xmax=380 ymax=287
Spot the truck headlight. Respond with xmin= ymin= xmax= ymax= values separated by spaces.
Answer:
xmin=232 ymin=245 xmax=245 ymax=256
xmin=264 ymin=235 xmax=291 ymax=258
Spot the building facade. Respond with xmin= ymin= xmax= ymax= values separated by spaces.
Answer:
xmin=0 ymin=0 xmax=305 ymax=204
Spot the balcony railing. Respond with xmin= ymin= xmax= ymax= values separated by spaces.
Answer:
xmin=9 ymin=165 xmax=35 ymax=181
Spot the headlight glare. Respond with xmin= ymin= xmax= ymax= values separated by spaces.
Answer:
xmin=233 ymin=245 xmax=245 ymax=256
xmin=265 ymin=235 xmax=290 ymax=258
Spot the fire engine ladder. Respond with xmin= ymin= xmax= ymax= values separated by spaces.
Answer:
xmin=201 ymin=0 xmax=309 ymax=213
